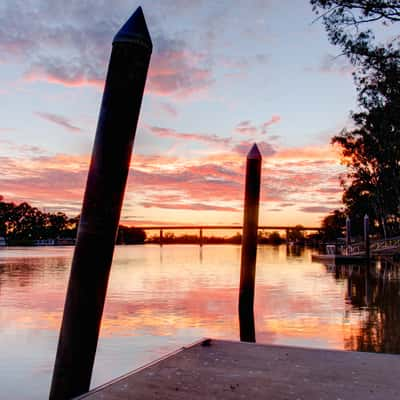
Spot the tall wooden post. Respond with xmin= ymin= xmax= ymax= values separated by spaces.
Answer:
xmin=239 ymin=144 xmax=262 ymax=343
xmin=49 ymin=8 xmax=152 ymax=400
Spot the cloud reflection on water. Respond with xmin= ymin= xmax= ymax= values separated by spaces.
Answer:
xmin=1 ymin=245 xmax=398 ymax=399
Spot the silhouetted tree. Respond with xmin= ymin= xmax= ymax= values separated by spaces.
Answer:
xmin=287 ymin=225 xmax=305 ymax=243
xmin=0 ymin=198 xmax=78 ymax=243
xmin=312 ymin=0 xmax=400 ymax=237
xmin=269 ymin=231 xmax=284 ymax=245
xmin=311 ymin=1 xmax=400 ymax=54
xmin=322 ymin=209 xmax=347 ymax=239
xmin=333 ymin=47 xmax=400 ymax=236
xmin=117 ymin=226 xmax=146 ymax=244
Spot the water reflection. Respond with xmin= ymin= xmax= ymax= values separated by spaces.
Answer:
xmin=1 ymin=245 xmax=400 ymax=399
xmin=286 ymin=244 xmax=305 ymax=259
xmin=325 ymin=260 xmax=400 ymax=354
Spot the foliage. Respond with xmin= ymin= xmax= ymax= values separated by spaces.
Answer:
xmin=0 ymin=197 xmax=145 ymax=244
xmin=0 ymin=199 xmax=77 ymax=241
xmin=321 ymin=209 xmax=347 ymax=239
xmin=146 ymin=232 xmax=243 ymax=245
xmin=268 ymin=231 xmax=284 ymax=245
xmin=312 ymin=0 xmax=400 ymax=237
xmin=287 ymin=225 xmax=305 ymax=243
xmin=333 ymin=46 xmax=400 ymax=236
xmin=117 ymin=226 xmax=146 ymax=244
xmin=311 ymin=1 xmax=400 ymax=51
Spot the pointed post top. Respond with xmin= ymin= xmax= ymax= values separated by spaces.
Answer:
xmin=247 ymin=143 xmax=262 ymax=160
xmin=346 ymin=216 xmax=350 ymax=222
xmin=113 ymin=6 xmax=153 ymax=51
xmin=364 ymin=214 xmax=369 ymax=220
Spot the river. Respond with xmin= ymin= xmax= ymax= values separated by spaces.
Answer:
xmin=0 ymin=244 xmax=399 ymax=399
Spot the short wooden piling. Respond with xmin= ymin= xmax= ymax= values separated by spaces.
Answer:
xmin=159 ymin=229 xmax=163 ymax=246
xmin=239 ymin=144 xmax=262 ymax=343
xmin=49 ymin=7 xmax=152 ymax=400
xmin=199 ymin=228 xmax=203 ymax=246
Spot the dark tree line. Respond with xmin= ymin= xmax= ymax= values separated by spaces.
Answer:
xmin=0 ymin=197 xmax=145 ymax=244
xmin=0 ymin=198 xmax=78 ymax=241
xmin=312 ymin=1 xmax=400 ymax=238
xmin=116 ymin=225 xmax=146 ymax=244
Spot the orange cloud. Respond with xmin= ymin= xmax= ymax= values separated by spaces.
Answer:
xmin=1 ymin=141 xmax=343 ymax=224
xmin=271 ymin=145 xmax=340 ymax=163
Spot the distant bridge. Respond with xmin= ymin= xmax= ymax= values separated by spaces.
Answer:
xmin=137 ymin=225 xmax=321 ymax=231
xmin=135 ymin=225 xmax=322 ymax=245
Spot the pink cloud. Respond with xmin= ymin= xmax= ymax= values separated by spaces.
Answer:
xmin=261 ymin=115 xmax=281 ymax=133
xmin=233 ymin=140 xmax=277 ymax=157
xmin=235 ymin=121 xmax=258 ymax=136
xmin=25 ymin=71 xmax=103 ymax=88
xmin=147 ymin=125 xmax=231 ymax=145
xmin=0 ymin=141 xmax=343 ymax=223
xmin=35 ymin=112 xmax=82 ymax=133
xmin=234 ymin=116 xmax=281 ymax=136
xmin=147 ymin=48 xmax=213 ymax=98
xmin=300 ymin=206 xmax=335 ymax=213
xmin=23 ymin=36 xmax=214 ymax=100
xmin=0 ymin=139 xmax=45 ymax=155
xmin=159 ymin=102 xmax=178 ymax=117
xmin=140 ymin=201 xmax=238 ymax=212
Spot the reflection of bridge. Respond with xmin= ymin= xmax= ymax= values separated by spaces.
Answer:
xmin=137 ymin=225 xmax=321 ymax=245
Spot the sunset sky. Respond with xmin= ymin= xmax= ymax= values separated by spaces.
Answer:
xmin=0 ymin=0 xmax=358 ymax=227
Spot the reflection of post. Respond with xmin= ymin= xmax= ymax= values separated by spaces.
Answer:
xmin=347 ymin=275 xmax=352 ymax=300
xmin=239 ymin=144 xmax=262 ymax=343
xmin=345 ymin=216 xmax=351 ymax=254
xmin=200 ymin=228 xmax=203 ymax=246
xmin=159 ymin=229 xmax=163 ymax=246
xmin=364 ymin=214 xmax=370 ymax=261
xmin=364 ymin=268 xmax=371 ymax=306
xmin=49 ymin=8 xmax=152 ymax=400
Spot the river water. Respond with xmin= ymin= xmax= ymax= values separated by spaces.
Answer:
xmin=0 ymin=244 xmax=399 ymax=399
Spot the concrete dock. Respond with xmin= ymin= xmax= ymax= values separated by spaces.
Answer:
xmin=77 ymin=339 xmax=400 ymax=399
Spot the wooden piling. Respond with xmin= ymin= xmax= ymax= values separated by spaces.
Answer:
xmin=49 ymin=8 xmax=152 ymax=400
xmin=239 ymin=144 xmax=262 ymax=343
